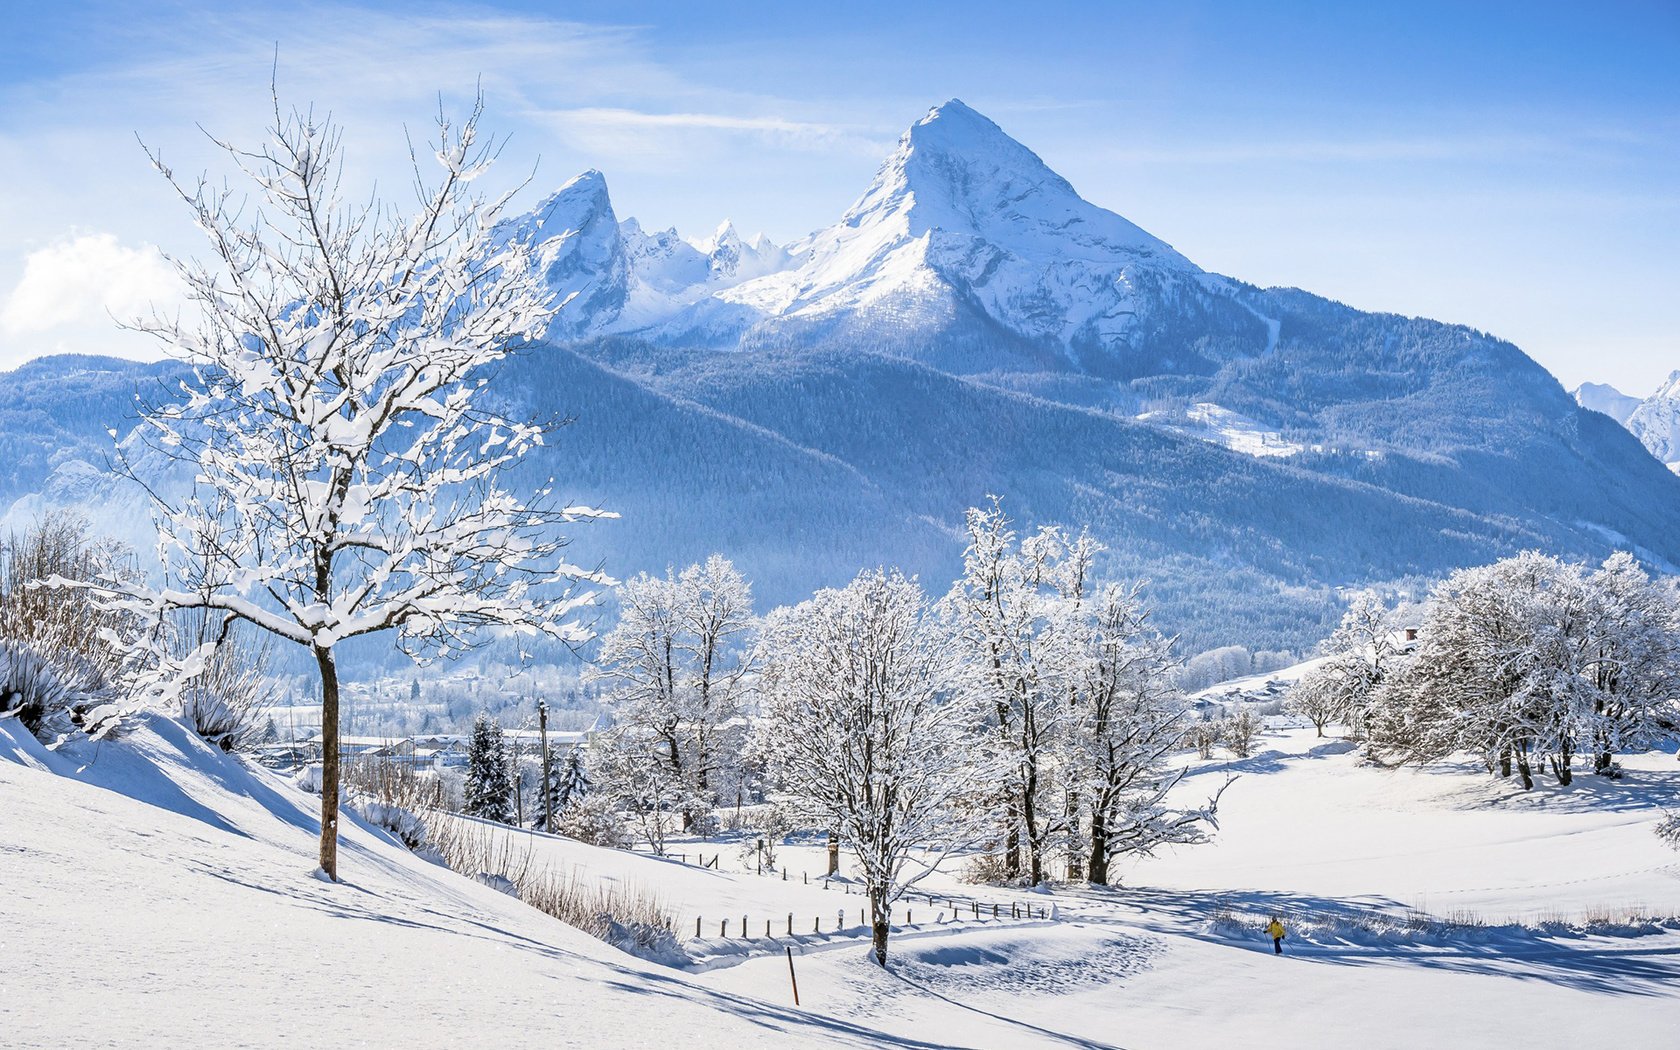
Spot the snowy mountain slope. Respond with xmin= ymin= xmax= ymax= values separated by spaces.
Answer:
xmin=650 ymin=100 xmax=1271 ymax=376
xmin=1572 ymin=380 xmax=1642 ymax=424
xmin=499 ymin=171 xmax=791 ymax=344
xmin=1625 ymin=369 xmax=1680 ymax=473
xmin=6 ymin=100 xmax=1680 ymax=657
xmin=1570 ymin=371 xmax=1680 ymax=474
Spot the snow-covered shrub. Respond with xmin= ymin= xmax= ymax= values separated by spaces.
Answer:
xmin=1186 ymin=720 xmax=1221 ymax=760
xmin=352 ymin=799 xmax=429 ymax=850
xmin=0 ymin=642 xmax=75 ymax=736
xmin=520 ymin=867 xmax=681 ymax=963
xmin=0 ymin=515 xmax=140 ymax=739
xmin=345 ymin=754 xmax=449 ymax=814
xmin=736 ymin=801 xmax=797 ymax=872
xmin=1221 ymin=709 xmax=1261 ymax=758
xmin=1657 ymin=811 xmax=1680 ymax=851
xmin=173 ymin=613 xmax=274 ymax=752
xmin=427 ymin=811 xmax=678 ymax=961
xmin=961 ymin=849 xmax=1015 ymax=885
xmin=551 ymin=795 xmax=631 ymax=849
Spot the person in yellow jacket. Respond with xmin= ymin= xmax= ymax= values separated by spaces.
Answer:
xmin=1265 ymin=916 xmax=1287 ymax=954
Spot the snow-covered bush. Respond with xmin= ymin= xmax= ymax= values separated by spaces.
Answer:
xmin=1185 ymin=720 xmax=1222 ymax=760
xmin=551 ymin=795 xmax=631 ymax=849
xmin=0 ymin=515 xmax=140 ymax=739
xmin=341 ymin=755 xmax=447 ymax=850
xmin=520 ymin=868 xmax=681 ymax=964
xmin=1657 ymin=812 xmax=1680 ymax=851
xmin=352 ymin=799 xmax=429 ymax=850
xmin=175 ymin=615 xmax=274 ymax=752
xmin=0 ymin=642 xmax=76 ymax=737
xmin=1221 ymin=709 xmax=1261 ymax=758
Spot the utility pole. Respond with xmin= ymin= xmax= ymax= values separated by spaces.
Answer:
xmin=538 ymin=698 xmax=553 ymax=832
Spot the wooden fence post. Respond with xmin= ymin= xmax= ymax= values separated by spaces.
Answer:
xmin=786 ymin=946 xmax=801 ymax=1006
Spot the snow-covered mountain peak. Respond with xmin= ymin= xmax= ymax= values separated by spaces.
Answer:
xmin=1572 ymin=381 xmax=1642 ymax=425
xmin=833 ymin=98 xmax=1193 ymax=269
xmin=1653 ymin=369 xmax=1680 ymax=400
xmin=510 ymin=102 xmax=1257 ymax=373
xmin=527 ymin=170 xmax=614 ymax=238
xmin=1625 ymin=369 xmax=1680 ymax=473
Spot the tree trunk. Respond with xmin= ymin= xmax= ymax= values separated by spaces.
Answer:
xmin=1552 ymin=743 xmax=1573 ymax=786
xmin=1498 ymin=748 xmax=1511 ymax=779
xmin=1515 ymin=747 xmax=1534 ymax=791
xmin=1087 ymin=812 xmax=1109 ymax=886
xmin=315 ymin=645 xmax=341 ymax=881
xmin=869 ymin=885 xmax=890 ymax=967
xmin=1064 ymin=791 xmax=1083 ymax=882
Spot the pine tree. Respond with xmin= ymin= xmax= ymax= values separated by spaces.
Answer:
xmin=465 ymin=714 xmax=513 ymax=822
xmin=532 ymin=746 xmax=590 ymax=831
xmin=556 ymin=747 xmax=590 ymax=810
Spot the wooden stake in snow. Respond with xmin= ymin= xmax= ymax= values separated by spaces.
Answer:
xmin=785 ymin=946 xmax=801 ymax=1006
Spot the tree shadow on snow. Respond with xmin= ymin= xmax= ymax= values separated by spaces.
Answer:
xmin=1099 ymin=885 xmax=1680 ymax=999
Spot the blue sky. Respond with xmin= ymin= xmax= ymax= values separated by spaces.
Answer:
xmin=1 ymin=0 xmax=1675 ymax=390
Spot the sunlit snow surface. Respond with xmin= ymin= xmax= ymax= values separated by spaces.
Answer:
xmin=6 ymin=710 xmax=1680 ymax=1049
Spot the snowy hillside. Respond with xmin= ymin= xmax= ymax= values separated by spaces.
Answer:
xmin=7 ymin=712 xmax=1678 ymax=1049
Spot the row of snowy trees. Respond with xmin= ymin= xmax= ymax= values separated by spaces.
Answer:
xmin=1289 ymin=552 xmax=1680 ymax=789
xmin=583 ymin=503 xmax=1223 ymax=964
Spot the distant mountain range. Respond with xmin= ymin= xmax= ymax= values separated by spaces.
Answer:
xmin=1573 ymin=373 xmax=1680 ymax=474
xmin=5 ymin=100 xmax=1679 ymax=660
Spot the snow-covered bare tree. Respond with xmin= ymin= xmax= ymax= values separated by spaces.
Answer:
xmin=944 ymin=500 xmax=1093 ymax=885
xmin=1368 ymin=551 xmax=1680 ymax=789
xmin=78 ymin=94 xmax=609 ymax=879
xmin=756 ymin=569 xmax=985 ymax=967
xmin=1285 ymin=669 xmax=1338 ymax=737
xmin=1581 ymin=553 xmax=1680 ymax=773
xmin=1060 ymin=582 xmax=1224 ymax=884
xmin=590 ymin=555 xmax=754 ymax=830
xmin=1290 ymin=590 xmax=1397 ymax=742
xmin=589 ymin=726 xmax=684 ymax=854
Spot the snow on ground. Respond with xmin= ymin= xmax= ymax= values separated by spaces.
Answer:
xmin=0 ymin=715 xmax=945 ymax=1050
xmin=6 ymin=715 xmax=1680 ymax=1048
xmin=1192 ymin=657 xmax=1330 ymax=705
xmin=1136 ymin=403 xmax=1306 ymax=459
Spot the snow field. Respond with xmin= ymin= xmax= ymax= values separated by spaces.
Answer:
xmin=7 ymin=716 xmax=1680 ymax=1048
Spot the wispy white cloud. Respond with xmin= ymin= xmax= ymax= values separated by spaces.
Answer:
xmin=534 ymin=106 xmax=888 ymax=159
